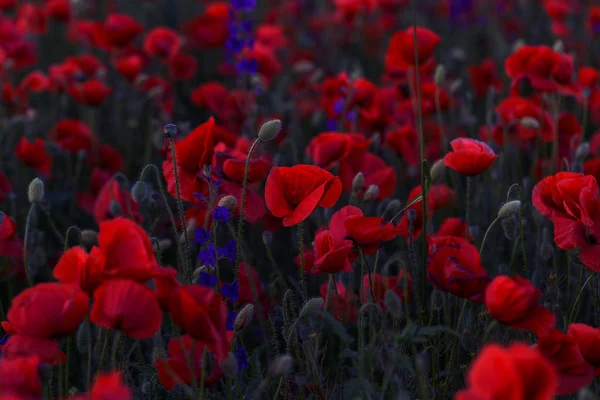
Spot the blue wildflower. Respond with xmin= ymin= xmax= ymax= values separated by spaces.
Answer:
xmin=231 ymin=0 xmax=256 ymax=12
xmin=0 ymin=333 xmax=7 ymax=346
xmin=226 ymin=311 xmax=237 ymax=331
xmin=194 ymin=227 xmax=211 ymax=246
xmin=198 ymin=271 xmax=218 ymax=288
xmin=235 ymin=345 xmax=249 ymax=372
xmin=218 ymin=239 xmax=237 ymax=262
xmin=221 ymin=279 xmax=239 ymax=303
xmin=193 ymin=192 xmax=207 ymax=202
xmin=213 ymin=205 xmax=230 ymax=223
xmin=198 ymin=244 xmax=216 ymax=267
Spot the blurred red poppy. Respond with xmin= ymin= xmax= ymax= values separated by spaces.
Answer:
xmin=362 ymin=270 xmax=412 ymax=305
xmin=53 ymin=246 xmax=106 ymax=295
xmin=45 ymin=0 xmax=71 ymax=22
xmin=2 ymin=335 xmax=65 ymax=365
xmin=435 ymin=218 xmax=470 ymax=240
xmin=93 ymin=179 xmax=142 ymax=225
xmin=0 ymin=356 xmax=42 ymax=399
xmin=339 ymin=152 xmax=396 ymax=200
xmin=0 ymin=215 xmax=23 ymax=258
xmin=15 ymin=137 xmax=52 ymax=177
xmin=96 ymin=13 xmax=144 ymax=49
xmin=320 ymin=280 xmax=358 ymax=322
xmin=386 ymin=27 xmax=440 ymax=71
xmin=69 ymin=80 xmax=113 ymax=107
xmin=567 ymin=323 xmax=600 ymax=374
xmin=114 ymin=54 xmax=143 ymax=83
xmin=468 ymin=58 xmax=502 ymax=98
xmin=265 ymin=165 xmax=342 ymax=227
xmin=49 ymin=119 xmax=93 ymax=153
xmin=90 ymin=278 xmax=162 ymax=339
xmin=69 ymin=371 xmax=133 ymax=400
xmin=306 ymin=132 xmax=370 ymax=169
xmin=144 ymin=27 xmax=181 ymax=59
xmin=443 ymin=138 xmax=497 ymax=176
xmin=168 ymin=53 xmax=198 ymax=81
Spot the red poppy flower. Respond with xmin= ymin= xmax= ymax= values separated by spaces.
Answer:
xmin=2 ymin=335 xmax=65 ymax=365
xmin=53 ymin=246 xmax=106 ymax=295
xmin=70 ymin=371 xmax=133 ymax=400
xmin=165 ymin=285 xmax=229 ymax=361
xmin=468 ymin=58 xmax=502 ymax=98
xmin=344 ymin=214 xmax=398 ymax=255
xmin=456 ymin=343 xmax=558 ymax=400
xmin=168 ymin=53 xmax=198 ymax=81
xmin=156 ymin=335 xmax=227 ymax=391
xmin=15 ymin=137 xmax=52 ymax=177
xmin=17 ymin=71 xmax=49 ymax=95
xmin=64 ymin=54 xmax=104 ymax=78
xmin=0 ymin=356 xmax=42 ymax=399
xmin=217 ymin=178 xmax=266 ymax=223
xmin=538 ymin=329 xmax=595 ymax=395
xmin=0 ymin=171 xmax=12 ymax=203
xmin=99 ymin=13 xmax=144 ymax=49
xmin=236 ymin=263 xmax=269 ymax=309
xmin=69 ymin=80 xmax=113 ymax=107
xmin=320 ymin=280 xmax=358 ymax=322
xmin=443 ymin=138 xmax=497 ymax=176
xmin=567 ymin=323 xmax=600 ymax=374
xmin=256 ymin=24 xmax=287 ymax=51
xmin=90 ymin=279 xmax=162 ymax=339
xmin=93 ymin=179 xmax=142 ymax=225
xmin=362 ymin=270 xmax=412 ymax=305
xmin=49 ymin=119 xmax=93 ymax=153
xmin=385 ymin=125 xmax=421 ymax=167
xmin=397 ymin=184 xmax=456 ymax=238
xmin=491 ymin=96 xmax=555 ymax=144
xmin=97 ymin=217 xmax=169 ymax=282
xmin=6 ymin=283 xmax=89 ymax=338
xmin=265 ymin=165 xmax=342 ymax=227
xmin=90 ymin=144 xmax=124 ymax=173
xmin=485 ymin=275 xmax=556 ymax=336
xmin=162 ymin=117 xmax=216 ymax=201
xmin=427 ymin=236 xmax=489 ymax=302
xmin=114 ymin=54 xmax=143 ymax=83
xmin=16 ymin=3 xmax=47 ymax=35
xmin=45 ymin=0 xmax=71 ymax=22
xmin=0 ymin=215 xmax=23 ymax=258
xmin=212 ymin=140 xmax=270 ymax=183
xmin=181 ymin=6 xmax=230 ymax=49
xmin=435 ymin=218 xmax=470 ymax=240
xmin=579 ymin=66 xmax=600 ymax=90
xmin=386 ymin=27 xmax=440 ymax=71
xmin=313 ymin=229 xmax=354 ymax=274
xmin=190 ymin=85 xmax=251 ymax=132
xmin=294 ymin=248 xmax=318 ymax=276
xmin=144 ymin=27 xmax=181 ymax=59
xmin=339 ymin=152 xmax=397 ymax=200
xmin=306 ymin=132 xmax=370 ymax=169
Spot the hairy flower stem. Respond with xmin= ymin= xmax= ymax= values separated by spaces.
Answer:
xmin=479 ymin=217 xmax=499 ymax=254
xmin=23 ymin=203 xmax=36 ymax=287
xmin=234 ymin=138 xmax=260 ymax=292
xmin=359 ymin=248 xmax=375 ymax=303
xmin=98 ymin=329 xmax=109 ymax=372
xmin=465 ymin=177 xmax=471 ymax=238
xmin=569 ymin=272 xmax=594 ymax=325
xmin=298 ymin=222 xmax=307 ymax=300
xmin=169 ymin=139 xmax=192 ymax=283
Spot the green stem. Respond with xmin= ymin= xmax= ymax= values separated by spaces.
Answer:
xmin=23 ymin=203 xmax=36 ymax=287
xmin=479 ymin=218 xmax=499 ymax=254
xmin=169 ymin=138 xmax=191 ymax=283
xmin=569 ymin=273 xmax=594 ymax=325
xmin=98 ymin=329 xmax=109 ymax=372
xmin=298 ymin=222 xmax=307 ymax=300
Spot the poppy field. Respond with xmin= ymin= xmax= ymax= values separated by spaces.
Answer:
xmin=3 ymin=0 xmax=600 ymax=399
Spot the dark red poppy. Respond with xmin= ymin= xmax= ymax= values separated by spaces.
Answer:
xmin=218 ymin=179 xmax=266 ymax=223
xmin=0 ymin=0 xmax=15 ymax=11
xmin=49 ymin=119 xmax=93 ymax=153
xmin=386 ymin=27 xmax=440 ymax=71
xmin=162 ymin=117 xmax=216 ymax=201
xmin=490 ymin=96 xmax=555 ymax=144
xmin=320 ymin=280 xmax=358 ymax=322
xmin=538 ymin=329 xmax=595 ymax=395
xmin=468 ymin=58 xmax=503 ymax=98
xmin=181 ymin=4 xmax=230 ymax=49
xmin=265 ymin=165 xmax=342 ymax=227
xmin=578 ymin=66 xmax=600 ymax=90
xmin=339 ymin=152 xmax=397 ymax=200
xmin=17 ymin=71 xmax=49 ymax=96
xmin=0 ymin=171 xmax=12 ymax=203
xmin=294 ymin=248 xmax=318 ymax=276
xmin=567 ymin=323 xmax=600 ymax=374
xmin=90 ymin=144 xmax=125 ymax=173
xmin=306 ymin=132 xmax=370 ymax=169
xmin=99 ymin=13 xmax=144 ymax=49
xmin=6 ymin=283 xmax=89 ymax=338
xmin=69 ymin=371 xmax=133 ymax=400
xmin=190 ymin=84 xmax=252 ymax=132
xmin=212 ymin=140 xmax=270 ymax=183
xmin=385 ymin=125 xmax=420 ymax=167
xmin=69 ymin=80 xmax=113 ymax=107
xmin=427 ymin=236 xmax=489 ymax=303
xmin=456 ymin=343 xmax=558 ymax=400
xmin=443 ymin=138 xmax=497 ymax=176
xmin=2 ymin=335 xmax=65 ymax=365
xmin=0 ymin=215 xmax=23 ymax=258
xmin=15 ymin=137 xmax=52 ymax=177
xmin=165 ymin=285 xmax=229 ymax=361
xmin=362 ymin=270 xmax=412 ymax=305
xmin=64 ymin=54 xmax=105 ymax=79
xmin=93 ymin=178 xmax=142 ymax=225
xmin=435 ymin=218 xmax=470 ymax=240
xmin=485 ymin=275 xmax=555 ymax=336
xmin=144 ymin=27 xmax=181 ymax=59
xmin=168 ymin=53 xmax=198 ymax=81
xmin=344 ymin=214 xmax=398 ymax=255
xmin=397 ymin=184 xmax=456 ymax=239
xmin=313 ymin=229 xmax=354 ymax=274
xmin=236 ymin=263 xmax=269 ymax=309
xmin=45 ymin=0 xmax=71 ymax=22
xmin=53 ymin=246 xmax=106 ymax=295
xmin=114 ymin=54 xmax=143 ymax=83
xmin=156 ymin=335 xmax=228 ymax=391
xmin=0 ymin=356 xmax=42 ymax=399
xmin=16 ymin=3 xmax=47 ymax=35
xmin=97 ymin=217 xmax=171 ymax=282
xmin=91 ymin=279 xmax=162 ymax=339
xmin=588 ymin=6 xmax=600 ymax=36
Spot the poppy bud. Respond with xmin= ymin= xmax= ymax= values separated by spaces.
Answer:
xmin=434 ymin=65 xmax=446 ymax=86
xmin=258 ymin=119 xmax=281 ymax=142
xmin=430 ymin=159 xmax=445 ymax=183
xmin=267 ymin=354 xmax=294 ymax=379
xmin=575 ymin=142 xmax=590 ymax=160
xmin=553 ymin=39 xmax=564 ymax=53
xmin=449 ymin=79 xmax=463 ymax=94
xmin=234 ymin=304 xmax=255 ymax=331
xmin=218 ymin=195 xmax=238 ymax=211
xmin=28 ymin=178 xmax=44 ymax=203
xmin=81 ymin=229 xmax=98 ymax=248
xmin=363 ymin=185 xmax=379 ymax=202
xmin=498 ymin=200 xmax=521 ymax=219
xmin=407 ymin=209 xmax=417 ymax=224
xmin=370 ymin=133 xmax=381 ymax=153
xmin=512 ymin=38 xmax=525 ymax=52
xmin=299 ymin=298 xmax=324 ymax=319
xmin=262 ymin=231 xmax=272 ymax=246
xmin=131 ymin=181 xmax=148 ymax=203
xmin=382 ymin=199 xmax=402 ymax=219
xmin=520 ymin=117 xmax=540 ymax=129
xmin=385 ymin=290 xmax=403 ymax=318
xmin=163 ymin=123 xmax=177 ymax=138
xmin=222 ymin=353 xmax=238 ymax=378
xmin=352 ymin=172 xmax=364 ymax=193
xmin=109 ymin=200 xmax=122 ymax=217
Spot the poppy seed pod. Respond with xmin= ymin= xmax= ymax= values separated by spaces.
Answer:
xmin=267 ymin=354 xmax=294 ymax=379
xmin=498 ymin=200 xmax=521 ymax=219
xmin=520 ymin=117 xmax=540 ymax=130
xmin=131 ymin=181 xmax=148 ymax=203
xmin=434 ymin=65 xmax=446 ymax=86
xmin=163 ymin=123 xmax=177 ymax=138
xmin=234 ymin=304 xmax=255 ymax=331
xmin=363 ymin=185 xmax=379 ymax=202
xmin=28 ymin=178 xmax=44 ymax=203
xmin=352 ymin=172 xmax=364 ymax=193
xmin=109 ymin=200 xmax=122 ymax=217
xmin=258 ymin=119 xmax=281 ymax=142
xmin=299 ymin=298 xmax=324 ymax=319
xmin=218 ymin=195 xmax=238 ymax=211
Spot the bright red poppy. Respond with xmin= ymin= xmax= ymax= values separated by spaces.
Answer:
xmin=386 ymin=27 xmax=440 ymax=71
xmin=114 ymin=54 xmax=143 ymax=83
xmin=97 ymin=13 xmax=144 ymax=49
xmin=435 ymin=218 xmax=470 ymax=240
xmin=90 ymin=279 xmax=162 ymax=339
xmin=443 ymin=138 xmax=497 ymax=176
xmin=306 ymin=132 xmax=370 ymax=169
xmin=485 ymin=275 xmax=556 ymax=336
xmin=265 ymin=165 xmax=342 ymax=227
xmin=313 ymin=229 xmax=354 ymax=274
xmin=456 ymin=343 xmax=558 ymax=400
xmin=0 ymin=356 xmax=43 ymax=399
xmin=53 ymin=246 xmax=106 ymax=295
xmin=344 ymin=214 xmax=398 ymax=255
xmin=567 ymin=323 xmax=600 ymax=374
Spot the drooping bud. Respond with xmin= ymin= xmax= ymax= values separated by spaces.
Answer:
xmin=520 ymin=117 xmax=540 ymax=130
xmin=363 ymin=185 xmax=379 ymax=202
xmin=218 ymin=195 xmax=238 ymax=211
xmin=267 ymin=354 xmax=294 ymax=379
xmin=131 ymin=181 xmax=148 ymax=203
xmin=234 ymin=304 xmax=255 ymax=331
xmin=352 ymin=172 xmax=364 ymax=193
xmin=262 ymin=231 xmax=272 ymax=246
xmin=299 ymin=298 xmax=324 ymax=319
xmin=498 ymin=200 xmax=521 ymax=219
xmin=430 ymin=159 xmax=445 ymax=183
xmin=384 ymin=290 xmax=403 ymax=319
xmin=575 ymin=142 xmax=590 ymax=160
xmin=28 ymin=178 xmax=44 ymax=203
xmin=434 ymin=65 xmax=446 ymax=87
xmin=258 ymin=119 xmax=281 ymax=142
xmin=163 ymin=123 xmax=177 ymax=138
xmin=81 ymin=230 xmax=98 ymax=248
xmin=382 ymin=199 xmax=402 ymax=220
